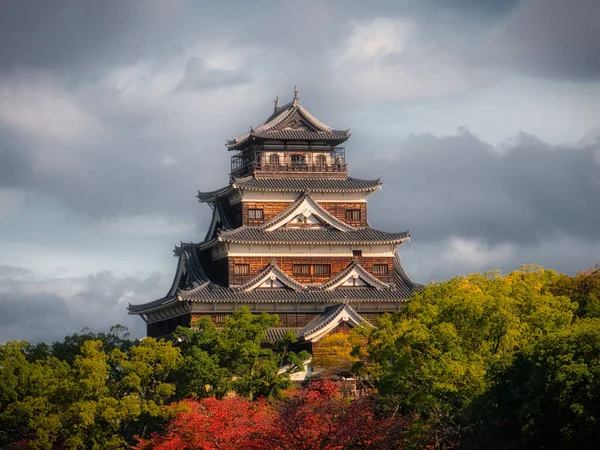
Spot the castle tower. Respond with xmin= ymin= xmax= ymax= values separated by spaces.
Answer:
xmin=128 ymin=89 xmax=421 ymax=345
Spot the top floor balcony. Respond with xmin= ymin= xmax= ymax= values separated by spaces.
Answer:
xmin=230 ymin=145 xmax=347 ymax=179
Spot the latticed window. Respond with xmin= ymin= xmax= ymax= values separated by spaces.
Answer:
xmin=293 ymin=264 xmax=331 ymax=276
xmin=248 ymin=209 xmax=264 ymax=220
xmin=353 ymin=250 xmax=363 ymax=257
xmin=374 ymin=264 xmax=389 ymax=275
xmin=269 ymin=154 xmax=279 ymax=165
xmin=313 ymin=264 xmax=331 ymax=276
xmin=293 ymin=264 xmax=311 ymax=276
xmin=316 ymin=154 xmax=327 ymax=165
xmin=234 ymin=264 xmax=250 ymax=275
xmin=345 ymin=209 xmax=361 ymax=221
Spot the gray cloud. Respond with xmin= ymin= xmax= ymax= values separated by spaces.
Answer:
xmin=176 ymin=58 xmax=251 ymax=91
xmin=0 ymin=0 xmax=599 ymax=343
xmin=355 ymin=131 xmax=600 ymax=246
xmin=0 ymin=271 xmax=170 ymax=343
xmin=482 ymin=0 xmax=600 ymax=80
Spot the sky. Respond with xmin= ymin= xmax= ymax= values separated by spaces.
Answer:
xmin=1 ymin=0 xmax=599 ymax=343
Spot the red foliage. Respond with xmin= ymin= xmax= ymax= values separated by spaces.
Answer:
xmin=133 ymin=397 xmax=272 ymax=450
xmin=135 ymin=380 xmax=409 ymax=450
xmin=264 ymin=379 xmax=406 ymax=450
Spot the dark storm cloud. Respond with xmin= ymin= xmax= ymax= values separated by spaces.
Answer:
xmin=0 ymin=271 xmax=170 ymax=343
xmin=0 ymin=0 xmax=200 ymax=73
xmin=483 ymin=0 xmax=600 ymax=80
xmin=354 ymin=131 xmax=600 ymax=245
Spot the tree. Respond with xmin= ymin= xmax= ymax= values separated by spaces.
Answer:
xmin=549 ymin=263 xmax=600 ymax=318
xmin=472 ymin=318 xmax=600 ymax=450
xmin=133 ymin=397 xmax=272 ymax=450
xmin=173 ymin=308 xmax=309 ymax=401
xmin=367 ymin=267 xmax=576 ymax=448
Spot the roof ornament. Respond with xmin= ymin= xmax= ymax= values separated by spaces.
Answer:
xmin=273 ymin=95 xmax=279 ymax=112
xmin=293 ymin=85 xmax=300 ymax=105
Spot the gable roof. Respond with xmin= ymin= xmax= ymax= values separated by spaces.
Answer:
xmin=320 ymin=260 xmax=391 ymax=290
xmin=300 ymin=304 xmax=372 ymax=342
xmin=227 ymin=89 xmax=351 ymax=150
xmin=233 ymin=259 xmax=308 ymax=292
xmin=259 ymin=193 xmax=355 ymax=232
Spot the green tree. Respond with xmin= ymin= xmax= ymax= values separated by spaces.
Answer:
xmin=550 ymin=263 xmax=600 ymax=318
xmin=473 ymin=318 xmax=600 ymax=449
xmin=367 ymin=267 xmax=576 ymax=448
xmin=173 ymin=308 xmax=309 ymax=401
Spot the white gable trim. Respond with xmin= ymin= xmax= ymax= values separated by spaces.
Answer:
xmin=322 ymin=262 xmax=390 ymax=291
xmin=302 ymin=304 xmax=369 ymax=342
xmin=262 ymin=194 xmax=354 ymax=232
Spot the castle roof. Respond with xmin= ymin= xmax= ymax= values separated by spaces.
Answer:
xmin=226 ymin=88 xmax=351 ymax=150
xmin=128 ymin=247 xmax=421 ymax=315
xmin=196 ymin=176 xmax=382 ymax=202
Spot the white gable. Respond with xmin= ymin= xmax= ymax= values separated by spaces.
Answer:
xmin=263 ymin=195 xmax=354 ymax=232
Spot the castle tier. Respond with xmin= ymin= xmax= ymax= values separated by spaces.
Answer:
xmin=128 ymin=88 xmax=422 ymax=344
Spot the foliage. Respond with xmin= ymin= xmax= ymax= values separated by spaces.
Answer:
xmin=2 ymin=265 xmax=600 ymax=449
xmin=471 ymin=318 xmax=600 ymax=449
xmin=133 ymin=397 xmax=272 ymax=450
xmin=366 ymin=266 xmax=576 ymax=447
xmin=311 ymin=332 xmax=359 ymax=375
xmin=0 ymin=332 xmax=181 ymax=449
xmin=549 ymin=263 xmax=600 ymax=318
xmin=173 ymin=307 xmax=310 ymax=400
xmin=135 ymin=380 xmax=410 ymax=450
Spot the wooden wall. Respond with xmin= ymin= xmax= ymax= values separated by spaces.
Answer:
xmin=320 ymin=202 xmax=367 ymax=227
xmin=237 ymin=201 xmax=368 ymax=227
xmin=241 ymin=201 xmax=290 ymax=225
xmin=228 ymin=256 xmax=394 ymax=285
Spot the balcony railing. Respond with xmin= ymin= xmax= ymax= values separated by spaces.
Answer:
xmin=230 ymin=146 xmax=347 ymax=178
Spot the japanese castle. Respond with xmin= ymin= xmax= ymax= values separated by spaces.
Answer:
xmin=128 ymin=88 xmax=421 ymax=346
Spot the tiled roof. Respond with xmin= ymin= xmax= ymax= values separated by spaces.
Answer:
xmin=299 ymin=304 xmax=371 ymax=341
xmin=227 ymin=91 xmax=350 ymax=150
xmin=264 ymin=327 xmax=301 ymax=342
xmin=197 ymin=177 xmax=382 ymax=203
xmin=234 ymin=176 xmax=382 ymax=192
xmin=216 ymin=227 xmax=410 ymax=245
xmin=128 ymin=250 xmax=420 ymax=314
xmin=252 ymin=129 xmax=349 ymax=141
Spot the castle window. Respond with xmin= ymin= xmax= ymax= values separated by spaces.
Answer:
xmin=313 ymin=264 xmax=331 ymax=276
xmin=293 ymin=264 xmax=331 ymax=276
xmin=374 ymin=264 xmax=389 ymax=275
xmin=269 ymin=154 xmax=279 ymax=166
xmin=234 ymin=264 xmax=250 ymax=276
xmin=353 ymin=250 xmax=362 ymax=257
xmin=293 ymin=264 xmax=311 ymax=276
xmin=248 ymin=209 xmax=264 ymax=220
xmin=345 ymin=209 xmax=361 ymax=221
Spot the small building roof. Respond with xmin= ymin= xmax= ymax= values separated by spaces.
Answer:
xmin=226 ymin=88 xmax=351 ymax=150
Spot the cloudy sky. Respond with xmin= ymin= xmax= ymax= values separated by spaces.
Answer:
xmin=1 ymin=0 xmax=599 ymax=343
